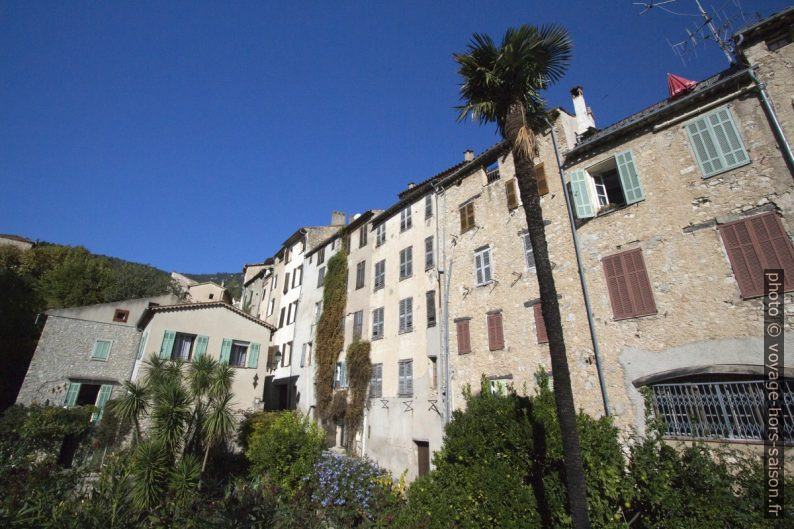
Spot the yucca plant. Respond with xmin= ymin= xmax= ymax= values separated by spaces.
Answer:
xmin=202 ymin=392 xmax=236 ymax=474
xmin=130 ymin=440 xmax=169 ymax=511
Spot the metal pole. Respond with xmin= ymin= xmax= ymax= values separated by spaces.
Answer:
xmin=547 ymin=120 xmax=611 ymax=417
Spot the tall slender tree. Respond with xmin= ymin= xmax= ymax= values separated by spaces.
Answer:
xmin=455 ymin=25 xmax=592 ymax=529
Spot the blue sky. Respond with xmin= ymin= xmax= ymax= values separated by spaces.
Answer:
xmin=1 ymin=1 xmax=788 ymax=273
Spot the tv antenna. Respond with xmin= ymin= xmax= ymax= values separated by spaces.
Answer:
xmin=636 ymin=0 xmax=760 ymax=66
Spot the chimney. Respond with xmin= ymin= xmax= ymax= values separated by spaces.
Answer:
xmin=570 ymin=86 xmax=596 ymax=135
xmin=464 ymin=149 xmax=474 ymax=162
xmin=407 ymin=182 xmax=416 ymax=189
xmin=331 ymin=211 xmax=346 ymax=226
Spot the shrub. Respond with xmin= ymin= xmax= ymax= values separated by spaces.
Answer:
xmin=245 ymin=411 xmax=324 ymax=496
xmin=308 ymin=452 xmax=403 ymax=527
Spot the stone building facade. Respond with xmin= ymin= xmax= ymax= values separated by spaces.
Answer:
xmin=17 ymin=295 xmax=180 ymax=410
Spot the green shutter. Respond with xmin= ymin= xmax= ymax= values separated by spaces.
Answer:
xmin=247 ymin=342 xmax=261 ymax=368
xmin=92 ymin=384 xmax=113 ymax=422
xmin=708 ymin=107 xmax=748 ymax=167
xmin=91 ymin=340 xmax=111 ymax=360
xmin=194 ymin=336 xmax=209 ymax=359
xmin=615 ymin=150 xmax=644 ymax=204
xmin=568 ymin=169 xmax=595 ymax=218
xmin=686 ymin=106 xmax=748 ymax=178
xmin=137 ymin=331 xmax=149 ymax=360
xmin=64 ymin=382 xmax=80 ymax=407
xmin=159 ymin=330 xmax=176 ymax=359
xmin=219 ymin=338 xmax=232 ymax=364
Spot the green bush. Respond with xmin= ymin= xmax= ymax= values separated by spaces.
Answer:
xmin=245 ymin=411 xmax=325 ymax=496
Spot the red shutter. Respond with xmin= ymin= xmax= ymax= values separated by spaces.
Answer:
xmin=487 ymin=313 xmax=504 ymax=350
xmin=456 ymin=320 xmax=471 ymax=354
xmin=719 ymin=220 xmax=764 ymax=298
xmin=603 ymin=249 xmax=656 ymax=319
xmin=533 ymin=304 xmax=549 ymax=344
xmin=748 ymin=212 xmax=794 ymax=292
xmin=535 ymin=163 xmax=549 ymax=196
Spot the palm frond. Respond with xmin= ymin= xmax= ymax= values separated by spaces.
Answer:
xmin=130 ymin=439 xmax=169 ymax=511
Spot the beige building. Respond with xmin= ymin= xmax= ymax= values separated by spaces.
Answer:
xmin=133 ymin=301 xmax=275 ymax=413
xmin=0 ymin=233 xmax=34 ymax=251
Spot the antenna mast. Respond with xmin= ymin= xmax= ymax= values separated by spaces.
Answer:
xmin=694 ymin=0 xmax=734 ymax=63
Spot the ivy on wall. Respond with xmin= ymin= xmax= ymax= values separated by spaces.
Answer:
xmin=315 ymin=249 xmax=348 ymax=422
xmin=345 ymin=340 xmax=371 ymax=450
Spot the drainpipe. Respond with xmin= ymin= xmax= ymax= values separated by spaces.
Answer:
xmin=547 ymin=119 xmax=611 ymax=417
xmin=747 ymin=67 xmax=794 ymax=176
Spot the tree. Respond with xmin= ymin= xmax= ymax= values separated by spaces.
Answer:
xmin=454 ymin=25 xmax=592 ymax=528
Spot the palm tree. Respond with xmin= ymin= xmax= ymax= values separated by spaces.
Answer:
xmin=201 ymin=392 xmax=235 ymax=474
xmin=108 ymin=380 xmax=148 ymax=442
xmin=455 ymin=25 xmax=592 ymax=529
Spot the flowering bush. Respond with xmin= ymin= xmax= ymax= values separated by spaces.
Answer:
xmin=308 ymin=452 xmax=403 ymax=527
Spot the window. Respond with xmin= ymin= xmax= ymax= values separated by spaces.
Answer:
xmin=267 ymin=298 xmax=275 ymax=316
xmin=317 ymin=266 xmax=326 ymax=287
xmin=460 ymin=202 xmax=475 ymax=233
xmin=650 ymin=378 xmax=793 ymax=443
xmin=522 ymin=233 xmax=536 ymax=270
xmin=485 ymin=161 xmax=500 ymax=183
xmin=91 ymin=339 xmax=112 ymax=361
xmin=356 ymin=260 xmax=366 ymax=289
xmin=426 ymin=290 xmax=436 ymax=328
xmin=534 ymin=162 xmax=549 ymax=195
xmin=400 ymin=206 xmax=412 ymax=232
xmin=335 ymin=361 xmax=348 ymax=389
xmin=533 ymin=303 xmax=549 ymax=344
xmin=283 ymin=272 xmax=290 ymax=294
xmin=399 ymin=247 xmax=413 ymax=280
xmin=370 ymin=363 xmax=383 ymax=398
xmin=505 ymin=179 xmax=519 ymax=210
xmin=425 ymin=194 xmax=433 ymax=219
xmin=474 ymin=246 xmax=492 ymax=286
xmin=359 ymin=225 xmax=368 ymax=247
xmin=113 ymin=309 xmax=129 ymax=323
xmin=300 ymin=342 xmax=312 ymax=367
xmin=429 ymin=357 xmax=437 ymax=389
xmin=602 ymin=248 xmax=657 ymax=320
xmin=229 ymin=341 xmax=248 ymax=367
xmin=398 ymin=297 xmax=413 ymax=334
xmin=372 ymin=307 xmax=384 ymax=339
xmin=568 ymin=150 xmax=644 ymax=219
xmin=489 ymin=377 xmax=512 ymax=395
xmin=398 ymin=359 xmax=413 ymax=397
xmin=424 ymin=236 xmax=434 ymax=270
xmin=287 ymin=301 xmax=298 ymax=324
xmin=136 ymin=331 xmax=149 ymax=360
xmin=685 ymin=105 xmax=749 ymax=178
xmin=293 ymin=266 xmax=303 ymax=288
xmin=374 ymin=259 xmax=385 ymax=290
xmin=376 ymin=224 xmax=386 ymax=246
xmin=64 ymin=382 xmax=113 ymax=421
xmin=416 ymin=440 xmax=430 ymax=476
xmin=315 ymin=300 xmax=323 ymax=321
xmin=284 ymin=247 xmax=291 ymax=263
xmin=281 ymin=341 xmax=293 ymax=367
xmin=718 ymin=211 xmax=794 ymax=298
xmin=279 ymin=307 xmax=286 ymax=328
xmin=317 ymin=246 xmax=325 ymax=265
xmin=271 ymin=274 xmax=278 ymax=289
xmin=170 ymin=333 xmax=196 ymax=361
xmin=487 ymin=312 xmax=504 ymax=350
xmin=352 ymin=310 xmax=363 ymax=341
xmin=456 ymin=319 xmax=471 ymax=354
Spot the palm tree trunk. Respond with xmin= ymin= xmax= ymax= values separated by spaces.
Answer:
xmin=507 ymin=105 xmax=592 ymax=529
xmin=201 ymin=442 xmax=211 ymax=474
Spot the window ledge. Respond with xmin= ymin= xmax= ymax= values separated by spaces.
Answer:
xmin=475 ymin=280 xmax=494 ymax=288
xmin=371 ymin=335 xmax=384 ymax=341
xmin=399 ymin=274 xmax=413 ymax=281
xmin=398 ymin=328 xmax=414 ymax=335
xmin=612 ymin=311 xmax=658 ymax=322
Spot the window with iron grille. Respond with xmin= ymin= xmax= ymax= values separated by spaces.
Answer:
xmin=425 ymin=194 xmax=433 ymax=219
xmin=352 ymin=310 xmax=363 ymax=341
xmin=425 ymin=290 xmax=437 ymax=328
xmin=374 ymin=259 xmax=385 ymax=291
xmin=398 ymin=297 xmax=413 ymax=334
xmin=399 ymin=247 xmax=413 ymax=280
xmin=370 ymin=363 xmax=383 ymax=398
xmin=485 ymin=161 xmax=500 ymax=183
xmin=474 ymin=246 xmax=492 ymax=286
xmin=650 ymin=379 xmax=793 ymax=444
xmin=400 ymin=206 xmax=412 ymax=232
xmin=398 ymin=359 xmax=413 ymax=397
xmin=376 ymin=224 xmax=386 ymax=247
xmin=372 ymin=307 xmax=384 ymax=339
xmin=355 ymin=260 xmax=366 ymax=290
